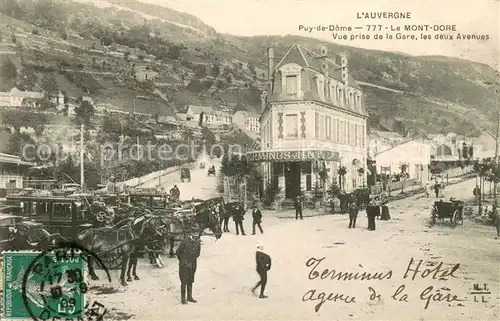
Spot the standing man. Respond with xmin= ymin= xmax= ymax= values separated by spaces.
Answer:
xmin=434 ymin=182 xmax=440 ymax=198
xmin=294 ymin=195 xmax=303 ymax=220
xmin=233 ymin=203 xmax=246 ymax=235
xmin=252 ymin=243 xmax=271 ymax=299
xmin=348 ymin=198 xmax=359 ymax=229
xmin=366 ymin=197 xmax=378 ymax=231
xmin=252 ymin=203 xmax=264 ymax=235
xmin=176 ymin=230 xmax=201 ymax=304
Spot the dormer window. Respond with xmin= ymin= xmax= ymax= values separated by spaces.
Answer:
xmin=285 ymin=75 xmax=298 ymax=95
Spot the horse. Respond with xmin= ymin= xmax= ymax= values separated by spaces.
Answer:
xmin=77 ymin=213 xmax=154 ymax=286
xmin=164 ymin=201 xmax=222 ymax=257
xmin=126 ymin=215 xmax=167 ymax=280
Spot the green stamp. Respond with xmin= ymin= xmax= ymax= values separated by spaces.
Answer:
xmin=2 ymin=250 xmax=86 ymax=320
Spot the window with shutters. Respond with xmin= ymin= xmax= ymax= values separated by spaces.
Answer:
xmin=319 ymin=115 xmax=325 ymax=139
xmin=347 ymin=121 xmax=350 ymax=145
xmin=340 ymin=121 xmax=345 ymax=144
xmin=325 ymin=116 xmax=331 ymax=140
xmin=355 ymin=124 xmax=359 ymax=146
xmin=285 ymin=75 xmax=298 ymax=95
xmin=285 ymin=114 xmax=298 ymax=138
xmin=362 ymin=125 xmax=365 ymax=146
xmin=335 ymin=119 xmax=340 ymax=143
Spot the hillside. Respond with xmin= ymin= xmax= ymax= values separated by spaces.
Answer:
xmin=0 ymin=0 xmax=497 ymax=137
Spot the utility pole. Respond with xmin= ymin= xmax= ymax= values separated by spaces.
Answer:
xmin=494 ymin=90 xmax=500 ymax=211
xmin=80 ymin=124 xmax=84 ymax=189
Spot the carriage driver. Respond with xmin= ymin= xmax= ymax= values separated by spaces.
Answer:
xmin=176 ymin=229 xmax=201 ymax=304
xmin=170 ymin=185 xmax=180 ymax=200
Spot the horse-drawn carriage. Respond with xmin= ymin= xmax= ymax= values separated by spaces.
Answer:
xmin=181 ymin=168 xmax=191 ymax=182
xmin=207 ymin=166 xmax=216 ymax=176
xmin=430 ymin=198 xmax=464 ymax=227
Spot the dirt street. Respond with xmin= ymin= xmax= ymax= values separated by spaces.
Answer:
xmin=88 ymin=177 xmax=499 ymax=320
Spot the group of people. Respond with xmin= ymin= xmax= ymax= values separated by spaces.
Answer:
xmin=424 ymin=181 xmax=446 ymax=198
xmin=175 ymin=202 xmax=270 ymax=304
xmin=347 ymin=193 xmax=390 ymax=231
xmin=225 ymin=203 xmax=265 ymax=236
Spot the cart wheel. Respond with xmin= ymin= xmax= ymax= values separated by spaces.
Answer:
xmin=451 ymin=210 xmax=458 ymax=228
xmin=430 ymin=209 xmax=436 ymax=226
xmin=96 ymin=212 xmax=106 ymax=222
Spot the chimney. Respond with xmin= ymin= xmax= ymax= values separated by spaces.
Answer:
xmin=260 ymin=91 xmax=267 ymax=112
xmin=267 ymin=47 xmax=274 ymax=85
xmin=340 ymin=53 xmax=348 ymax=85
xmin=319 ymin=44 xmax=329 ymax=77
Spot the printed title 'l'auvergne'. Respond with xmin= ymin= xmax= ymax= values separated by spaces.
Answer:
xmin=357 ymin=12 xmax=412 ymax=19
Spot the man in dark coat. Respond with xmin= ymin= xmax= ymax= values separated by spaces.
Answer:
xmin=252 ymin=243 xmax=271 ymax=299
xmin=170 ymin=185 xmax=180 ymax=200
xmin=348 ymin=201 xmax=359 ymax=228
xmin=251 ymin=204 xmax=264 ymax=235
xmin=232 ymin=203 xmax=246 ymax=235
xmin=294 ymin=195 xmax=303 ymax=220
xmin=434 ymin=182 xmax=440 ymax=198
xmin=366 ymin=197 xmax=379 ymax=231
xmin=176 ymin=231 xmax=201 ymax=304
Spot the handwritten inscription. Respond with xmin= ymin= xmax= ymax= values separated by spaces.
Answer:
xmin=403 ymin=258 xmax=460 ymax=280
xmin=306 ymin=257 xmax=393 ymax=281
xmin=303 ymin=257 xmax=464 ymax=313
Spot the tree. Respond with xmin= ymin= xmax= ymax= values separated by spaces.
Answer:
xmin=75 ymin=100 xmax=95 ymax=127
xmin=18 ymin=66 xmax=37 ymax=91
xmin=167 ymin=45 xmax=181 ymax=59
xmin=1 ymin=59 xmax=17 ymax=82
xmin=40 ymin=74 xmax=59 ymax=99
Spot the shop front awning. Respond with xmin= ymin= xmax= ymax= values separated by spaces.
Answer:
xmin=246 ymin=149 xmax=340 ymax=162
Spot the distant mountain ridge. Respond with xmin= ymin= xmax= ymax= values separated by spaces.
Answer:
xmin=0 ymin=0 xmax=497 ymax=137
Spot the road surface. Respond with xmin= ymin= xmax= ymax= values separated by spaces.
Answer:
xmin=87 ymin=176 xmax=499 ymax=320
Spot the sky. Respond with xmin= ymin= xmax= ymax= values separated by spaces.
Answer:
xmin=138 ymin=0 xmax=499 ymax=68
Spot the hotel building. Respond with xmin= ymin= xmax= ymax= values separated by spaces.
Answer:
xmin=246 ymin=44 xmax=368 ymax=199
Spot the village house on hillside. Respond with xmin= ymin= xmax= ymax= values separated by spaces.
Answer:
xmin=247 ymin=44 xmax=368 ymax=196
xmin=233 ymin=110 xmax=260 ymax=133
xmin=473 ymin=130 xmax=498 ymax=159
xmin=135 ymin=70 xmax=159 ymax=82
xmin=375 ymin=139 xmax=431 ymax=185
xmin=0 ymin=87 xmax=64 ymax=108
xmin=185 ymin=105 xmax=214 ymax=122
xmin=202 ymin=110 xmax=232 ymax=127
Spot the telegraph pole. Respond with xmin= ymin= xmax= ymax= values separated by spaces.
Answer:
xmin=494 ymin=89 xmax=500 ymax=211
xmin=80 ymin=124 xmax=85 ymax=189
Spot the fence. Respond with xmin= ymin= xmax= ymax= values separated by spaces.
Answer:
xmin=370 ymin=179 xmax=418 ymax=195
xmin=119 ymin=162 xmax=195 ymax=188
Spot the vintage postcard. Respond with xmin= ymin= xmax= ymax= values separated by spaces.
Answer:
xmin=0 ymin=0 xmax=498 ymax=320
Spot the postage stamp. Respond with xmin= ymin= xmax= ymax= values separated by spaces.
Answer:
xmin=2 ymin=250 xmax=86 ymax=320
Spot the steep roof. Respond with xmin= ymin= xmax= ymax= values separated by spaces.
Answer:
xmin=186 ymin=105 xmax=214 ymax=114
xmin=274 ymin=44 xmax=361 ymax=91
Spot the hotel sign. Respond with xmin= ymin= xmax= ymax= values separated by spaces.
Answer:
xmin=246 ymin=150 xmax=339 ymax=162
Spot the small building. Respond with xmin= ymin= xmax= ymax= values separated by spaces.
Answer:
xmin=473 ymin=130 xmax=497 ymax=159
xmin=202 ymin=110 xmax=232 ymax=127
xmin=135 ymin=70 xmax=159 ymax=82
xmin=0 ymin=153 xmax=34 ymax=197
xmin=233 ymin=110 xmax=261 ymax=133
xmin=0 ymin=87 xmax=44 ymax=107
xmin=375 ymin=139 xmax=431 ymax=185
xmin=185 ymin=105 xmax=214 ymax=122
